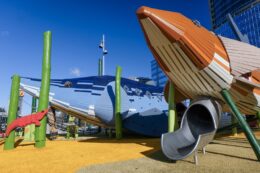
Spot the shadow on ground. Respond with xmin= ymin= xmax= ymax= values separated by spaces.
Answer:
xmin=78 ymin=133 xmax=258 ymax=163
xmin=77 ymin=135 xmax=169 ymax=162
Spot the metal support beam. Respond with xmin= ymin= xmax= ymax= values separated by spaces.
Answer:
xmin=226 ymin=13 xmax=249 ymax=43
xmin=168 ymin=82 xmax=178 ymax=132
xmin=202 ymin=147 xmax=206 ymax=155
xmin=35 ymin=31 xmax=52 ymax=148
xmin=115 ymin=66 xmax=122 ymax=139
xmin=4 ymin=75 xmax=20 ymax=150
xmin=221 ymin=89 xmax=260 ymax=161
xmin=194 ymin=150 xmax=198 ymax=165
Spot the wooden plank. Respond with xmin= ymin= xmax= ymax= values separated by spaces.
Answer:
xmin=182 ymin=73 xmax=203 ymax=95
xmin=156 ymin=46 xmax=179 ymax=76
xmin=196 ymin=71 xmax=215 ymax=92
xmin=204 ymin=67 xmax=229 ymax=89
xmin=220 ymin=36 xmax=260 ymax=76
xmin=209 ymin=61 xmax=233 ymax=84
xmin=156 ymin=46 xmax=194 ymax=96
xmin=173 ymin=43 xmax=198 ymax=72
xmin=168 ymin=44 xmax=190 ymax=74
xmin=199 ymin=70 xmax=221 ymax=91
xmin=162 ymin=45 xmax=185 ymax=74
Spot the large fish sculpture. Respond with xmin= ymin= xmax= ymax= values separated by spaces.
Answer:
xmin=137 ymin=6 xmax=260 ymax=160
xmin=21 ymin=75 xmax=168 ymax=137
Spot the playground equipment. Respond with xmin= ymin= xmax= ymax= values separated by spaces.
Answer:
xmin=66 ymin=116 xmax=78 ymax=139
xmin=4 ymin=75 xmax=20 ymax=150
xmin=115 ymin=66 xmax=122 ymax=139
xmin=19 ymin=29 xmax=169 ymax=137
xmin=5 ymin=109 xmax=49 ymax=136
xmin=24 ymin=97 xmax=37 ymax=141
xmin=35 ymin=31 xmax=52 ymax=148
xmin=21 ymin=75 xmax=169 ymax=137
xmin=162 ymin=97 xmax=221 ymax=160
xmin=167 ymin=82 xmax=178 ymax=132
xmin=3 ymin=31 xmax=52 ymax=150
xmin=137 ymin=6 xmax=260 ymax=161
xmin=47 ymin=107 xmax=58 ymax=139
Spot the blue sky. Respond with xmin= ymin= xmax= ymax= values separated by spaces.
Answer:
xmin=0 ymin=0 xmax=211 ymax=114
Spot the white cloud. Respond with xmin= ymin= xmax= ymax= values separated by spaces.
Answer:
xmin=70 ymin=67 xmax=81 ymax=77
xmin=0 ymin=31 xmax=10 ymax=37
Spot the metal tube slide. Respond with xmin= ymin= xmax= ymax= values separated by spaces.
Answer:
xmin=161 ymin=97 xmax=222 ymax=160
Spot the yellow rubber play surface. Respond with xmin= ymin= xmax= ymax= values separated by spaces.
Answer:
xmin=0 ymin=137 xmax=160 ymax=173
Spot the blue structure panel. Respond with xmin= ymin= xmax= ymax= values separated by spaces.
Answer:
xmin=21 ymin=75 xmax=169 ymax=137
xmin=123 ymin=112 xmax=168 ymax=137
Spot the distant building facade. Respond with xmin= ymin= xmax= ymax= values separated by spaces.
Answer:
xmin=209 ymin=0 xmax=260 ymax=47
xmin=151 ymin=60 xmax=167 ymax=87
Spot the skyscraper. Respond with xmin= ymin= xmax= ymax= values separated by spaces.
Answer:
xmin=151 ymin=60 xmax=167 ymax=87
xmin=209 ymin=0 xmax=260 ymax=47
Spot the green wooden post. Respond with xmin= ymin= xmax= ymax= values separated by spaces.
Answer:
xmin=30 ymin=97 xmax=37 ymax=140
xmin=24 ymin=97 xmax=37 ymax=141
xmin=31 ymin=97 xmax=37 ymax=113
xmin=35 ymin=31 xmax=52 ymax=148
xmin=231 ymin=114 xmax=237 ymax=136
xmin=115 ymin=66 xmax=122 ymax=139
xmin=168 ymin=82 xmax=178 ymax=132
xmin=4 ymin=75 xmax=20 ymax=150
xmin=221 ymin=89 xmax=260 ymax=161
xmin=30 ymin=97 xmax=37 ymax=141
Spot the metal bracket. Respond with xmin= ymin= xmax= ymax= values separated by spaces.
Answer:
xmin=194 ymin=150 xmax=198 ymax=165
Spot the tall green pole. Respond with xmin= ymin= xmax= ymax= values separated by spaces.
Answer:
xmin=168 ymin=82 xmax=178 ymax=132
xmin=35 ymin=31 xmax=52 ymax=148
xmin=4 ymin=75 xmax=20 ymax=150
xmin=221 ymin=89 xmax=260 ymax=161
xmin=115 ymin=66 xmax=122 ymax=139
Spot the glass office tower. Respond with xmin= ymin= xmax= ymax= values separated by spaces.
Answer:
xmin=209 ymin=0 xmax=260 ymax=47
xmin=151 ymin=60 xmax=167 ymax=87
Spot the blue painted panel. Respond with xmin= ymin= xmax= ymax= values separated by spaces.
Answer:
xmin=21 ymin=75 xmax=168 ymax=137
